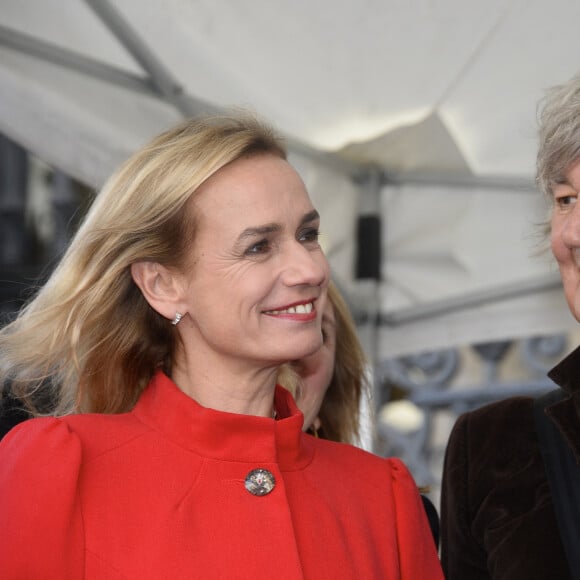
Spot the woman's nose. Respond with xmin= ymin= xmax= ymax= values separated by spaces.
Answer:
xmin=281 ymin=242 xmax=329 ymax=287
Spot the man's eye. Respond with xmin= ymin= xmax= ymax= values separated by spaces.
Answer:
xmin=556 ymin=194 xmax=577 ymax=209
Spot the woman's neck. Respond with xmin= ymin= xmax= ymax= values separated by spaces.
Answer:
xmin=170 ymin=353 xmax=279 ymax=417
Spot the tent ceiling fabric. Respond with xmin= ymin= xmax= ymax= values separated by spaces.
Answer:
xmin=4 ymin=0 xmax=580 ymax=179
xmin=1 ymin=0 xmax=580 ymax=356
xmin=340 ymin=111 xmax=472 ymax=176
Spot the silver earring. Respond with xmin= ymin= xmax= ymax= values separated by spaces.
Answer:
xmin=171 ymin=312 xmax=183 ymax=326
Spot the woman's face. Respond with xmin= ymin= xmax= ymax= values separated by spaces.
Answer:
xmin=176 ymin=154 xmax=330 ymax=367
xmin=293 ymin=300 xmax=337 ymax=431
xmin=551 ymin=159 xmax=580 ymax=321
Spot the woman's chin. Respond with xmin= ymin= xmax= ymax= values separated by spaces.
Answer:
xmin=296 ymin=339 xmax=324 ymax=360
xmin=275 ymin=343 xmax=321 ymax=366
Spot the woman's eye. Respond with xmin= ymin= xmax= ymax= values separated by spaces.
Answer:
xmin=245 ymin=239 xmax=271 ymax=255
xmin=299 ymin=228 xmax=320 ymax=244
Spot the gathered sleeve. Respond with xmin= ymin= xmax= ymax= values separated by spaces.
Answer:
xmin=388 ymin=457 xmax=444 ymax=580
xmin=0 ymin=418 xmax=85 ymax=579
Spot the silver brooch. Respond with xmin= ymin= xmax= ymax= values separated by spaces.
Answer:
xmin=244 ymin=468 xmax=276 ymax=496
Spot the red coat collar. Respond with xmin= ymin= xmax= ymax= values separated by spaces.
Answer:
xmin=131 ymin=370 xmax=313 ymax=470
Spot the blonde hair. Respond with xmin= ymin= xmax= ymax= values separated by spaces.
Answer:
xmin=278 ymin=282 xmax=368 ymax=444
xmin=0 ymin=114 xmax=285 ymax=416
xmin=319 ymin=282 xmax=367 ymax=443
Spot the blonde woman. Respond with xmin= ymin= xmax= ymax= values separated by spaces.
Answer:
xmin=0 ymin=114 xmax=442 ymax=579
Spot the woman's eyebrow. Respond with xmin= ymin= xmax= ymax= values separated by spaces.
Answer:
xmin=300 ymin=210 xmax=320 ymax=225
xmin=237 ymin=224 xmax=280 ymax=242
xmin=237 ymin=210 xmax=320 ymax=242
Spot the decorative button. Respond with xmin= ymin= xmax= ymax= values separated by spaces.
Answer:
xmin=244 ymin=468 xmax=276 ymax=496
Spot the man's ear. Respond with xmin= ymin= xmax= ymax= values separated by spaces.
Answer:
xmin=131 ymin=261 xmax=185 ymax=322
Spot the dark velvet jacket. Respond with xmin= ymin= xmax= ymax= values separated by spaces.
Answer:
xmin=440 ymin=345 xmax=580 ymax=580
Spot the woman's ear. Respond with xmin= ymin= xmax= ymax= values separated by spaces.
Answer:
xmin=131 ymin=261 xmax=185 ymax=322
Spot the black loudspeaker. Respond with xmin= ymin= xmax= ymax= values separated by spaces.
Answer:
xmin=355 ymin=215 xmax=381 ymax=280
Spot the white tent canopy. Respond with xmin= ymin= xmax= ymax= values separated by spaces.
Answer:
xmin=1 ymin=0 xmax=579 ymax=360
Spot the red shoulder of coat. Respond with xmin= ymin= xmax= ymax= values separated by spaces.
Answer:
xmin=1 ymin=410 xmax=152 ymax=465
xmin=307 ymin=435 xmax=419 ymax=496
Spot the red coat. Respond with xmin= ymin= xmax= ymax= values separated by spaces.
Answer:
xmin=0 ymin=371 xmax=442 ymax=579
